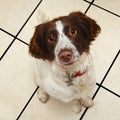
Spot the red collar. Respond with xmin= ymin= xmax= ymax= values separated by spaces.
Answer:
xmin=72 ymin=71 xmax=86 ymax=78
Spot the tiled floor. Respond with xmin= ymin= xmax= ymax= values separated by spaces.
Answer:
xmin=0 ymin=0 xmax=120 ymax=120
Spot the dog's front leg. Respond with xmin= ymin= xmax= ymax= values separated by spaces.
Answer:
xmin=80 ymin=96 xmax=94 ymax=108
xmin=38 ymin=87 xmax=49 ymax=103
xmin=72 ymin=100 xmax=82 ymax=113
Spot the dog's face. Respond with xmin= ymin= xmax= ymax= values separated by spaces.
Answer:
xmin=29 ymin=12 xmax=100 ymax=65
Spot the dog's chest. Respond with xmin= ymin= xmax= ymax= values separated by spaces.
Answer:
xmin=42 ymin=70 xmax=86 ymax=103
xmin=43 ymin=76 xmax=75 ymax=102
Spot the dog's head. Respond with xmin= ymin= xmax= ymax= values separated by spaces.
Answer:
xmin=29 ymin=12 xmax=101 ymax=65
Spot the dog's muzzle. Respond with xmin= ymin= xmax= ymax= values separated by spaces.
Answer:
xmin=58 ymin=49 xmax=73 ymax=65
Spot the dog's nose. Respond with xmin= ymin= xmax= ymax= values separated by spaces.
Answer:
xmin=58 ymin=49 xmax=73 ymax=62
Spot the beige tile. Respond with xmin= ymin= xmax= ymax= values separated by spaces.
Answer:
xmin=83 ymin=89 xmax=120 ymax=120
xmin=0 ymin=0 xmax=40 ymax=35
xmin=95 ymin=0 xmax=120 ymax=16
xmin=0 ymin=31 xmax=13 ymax=57
xmin=103 ymin=53 xmax=120 ymax=95
xmin=20 ymin=93 xmax=85 ymax=120
xmin=18 ymin=83 xmax=98 ymax=120
xmin=0 ymin=41 xmax=36 ymax=120
xmin=86 ymin=6 xmax=120 ymax=83
xmin=18 ymin=0 xmax=89 ymax=44
xmin=84 ymin=0 xmax=93 ymax=2
xmin=1 ymin=0 xmax=120 ymax=120
xmin=38 ymin=0 xmax=89 ymax=19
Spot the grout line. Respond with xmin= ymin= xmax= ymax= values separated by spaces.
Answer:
xmin=0 ymin=36 xmax=28 ymax=61
xmin=83 ymin=0 xmax=90 ymax=3
xmin=0 ymin=0 xmax=43 ymax=61
xmin=93 ymin=49 xmax=120 ymax=99
xmin=0 ymin=0 xmax=119 ymax=119
xmin=0 ymin=39 xmax=16 ymax=61
xmin=15 ymin=0 xmax=43 ymax=37
xmin=79 ymin=0 xmax=95 ymax=119
xmin=79 ymin=108 xmax=88 ymax=120
xmin=0 ymin=28 xmax=29 ymax=46
xmin=93 ymin=3 xmax=120 ymax=18
xmin=96 ymin=83 xmax=120 ymax=98
xmin=83 ymin=0 xmax=120 ymax=18
xmin=0 ymin=28 xmax=15 ymax=38
xmin=79 ymin=49 xmax=120 ymax=120
xmin=16 ymin=86 xmax=39 ymax=120
xmin=84 ymin=0 xmax=95 ymax=15
xmin=17 ymin=38 xmax=29 ymax=46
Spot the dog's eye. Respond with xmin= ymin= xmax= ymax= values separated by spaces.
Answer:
xmin=48 ymin=34 xmax=56 ymax=44
xmin=69 ymin=29 xmax=77 ymax=36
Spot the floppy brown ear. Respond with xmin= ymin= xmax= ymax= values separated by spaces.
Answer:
xmin=29 ymin=24 xmax=47 ymax=60
xmin=69 ymin=12 xmax=101 ymax=41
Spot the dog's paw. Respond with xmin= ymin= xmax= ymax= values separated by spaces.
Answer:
xmin=38 ymin=92 xmax=49 ymax=103
xmin=72 ymin=100 xmax=82 ymax=113
xmin=81 ymin=97 xmax=94 ymax=108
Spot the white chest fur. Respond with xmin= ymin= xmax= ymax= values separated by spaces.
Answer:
xmin=43 ymin=76 xmax=75 ymax=103
xmin=35 ymin=52 xmax=95 ymax=103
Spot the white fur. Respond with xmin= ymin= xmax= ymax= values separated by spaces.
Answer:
xmin=55 ymin=21 xmax=79 ymax=65
xmin=34 ymin=20 xmax=96 ymax=113
xmin=35 ymin=51 xmax=95 ymax=103
xmin=37 ymin=10 xmax=49 ymax=24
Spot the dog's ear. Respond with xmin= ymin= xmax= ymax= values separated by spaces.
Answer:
xmin=29 ymin=24 xmax=48 ymax=60
xmin=37 ymin=10 xmax=49 ymax=24
xmin=69 ymin=12 xmax=101 ymax=41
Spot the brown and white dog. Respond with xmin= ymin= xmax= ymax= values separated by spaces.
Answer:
xmin=29 ymin=12 xmax=101 ymax=113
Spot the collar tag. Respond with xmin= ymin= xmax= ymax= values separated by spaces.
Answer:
xmin=66 ymin=70 xmax=87 ymax=86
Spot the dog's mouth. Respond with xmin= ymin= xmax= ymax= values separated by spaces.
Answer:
xmin=64 ymin=61 xmax=74 ymax=66
xmin=58 ymin=55 xmax=78 ymax=66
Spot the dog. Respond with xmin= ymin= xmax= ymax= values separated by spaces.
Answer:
xmin=29 ymin=11 xmax=101 ymax=113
